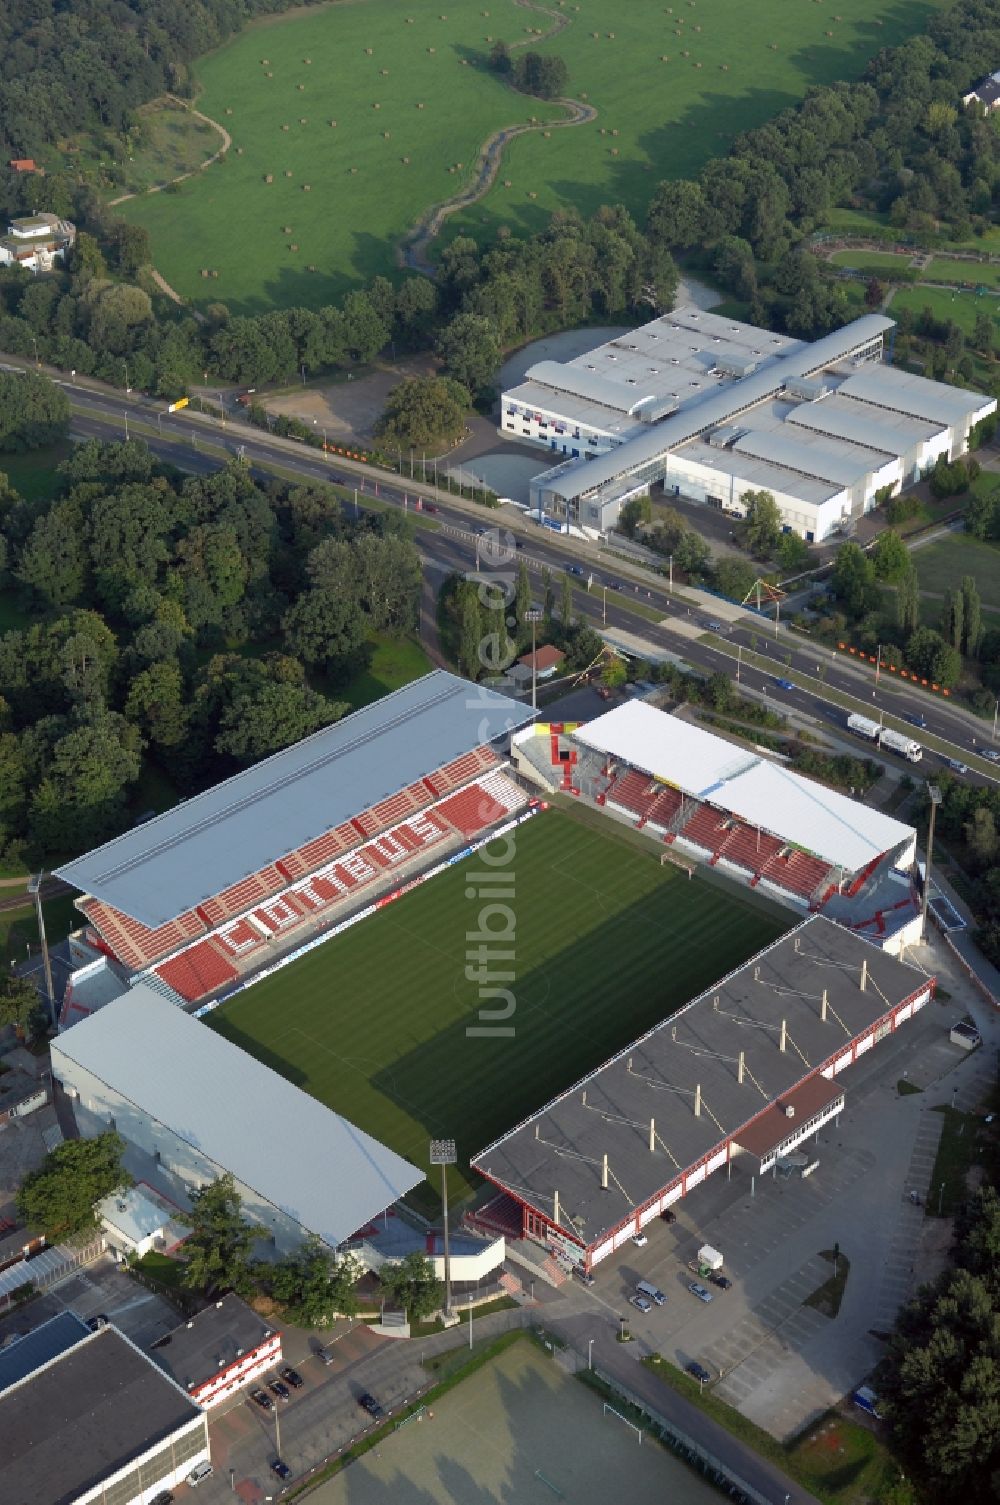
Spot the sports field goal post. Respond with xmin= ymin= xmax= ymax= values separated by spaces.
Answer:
xmin=603 ymin=1402 xmax=643 ymax=1444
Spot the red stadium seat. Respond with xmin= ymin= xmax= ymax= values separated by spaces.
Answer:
xmin=156 ymin=940 xmax=238 ymax=1002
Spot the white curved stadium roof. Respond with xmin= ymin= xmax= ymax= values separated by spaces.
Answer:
xmin=574 ymin=701 xmax=914 ymax=872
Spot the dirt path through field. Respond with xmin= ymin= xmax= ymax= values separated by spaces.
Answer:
xmin=400 ymin=0 xmax=592 ymax=272
xmin=108 ymin=95 xmax=232 ymax=207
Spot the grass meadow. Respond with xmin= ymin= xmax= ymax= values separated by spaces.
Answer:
xmin=119 ymin=0 xmax=941 ymax=312
xmin=208 ymin=808 xmax=788 ymax=1197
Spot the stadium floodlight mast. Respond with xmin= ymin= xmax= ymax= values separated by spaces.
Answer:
xmin=524 ymin=609 xmax=544 ymax=711
xmin=27 ymin=873 xmax=57 ymax=1033
xmin=430 ymin=1138 xmax=458 ymax=1320
xmin=920 ymin=783 xmax=943 ymax=941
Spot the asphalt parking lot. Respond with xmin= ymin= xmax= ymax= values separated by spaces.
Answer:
xmin=47 ymin=1254 xmax=180 ymax=1347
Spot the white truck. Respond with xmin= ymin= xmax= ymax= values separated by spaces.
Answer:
xmin=846 ymin=713 xmax=922 ymax=763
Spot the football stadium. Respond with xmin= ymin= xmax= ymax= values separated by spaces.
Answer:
xmin=52 ymin=669 xmax=934 ymax=1270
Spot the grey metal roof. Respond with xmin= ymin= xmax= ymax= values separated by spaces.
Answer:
xmin=786 ymin=395 xmax=940 ymax=452
xmin=51 ymin=987 xmax=424 ymax=1248
xmin=152 ymin=1294 xmax=274 ymax=1392
xmin=56 ymin=670 xmax=532 ymax=929
xmin=523 ymin=359 xmax=638 ymax=414
xmin=540 ymin=315 xmax=894 ymax=501
xmin=837 ymin=366 xmax=992 ymax=427
xmin=472 ymin=917 xmax=930 ymax=1250
xmin=733 ymin=429 xmax=876 ymax=487
xmin=0 ymin=1325 xmax=203 ymax=1505
xmin=0 ymin=1313 xmax=90 ymax=1395
xmin=670 ymin=441 xmax=842 ymax=508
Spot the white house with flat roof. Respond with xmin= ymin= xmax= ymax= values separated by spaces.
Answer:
xmin=0 ymin=212 xmax=75 ymax=272
xmin=507 ymin=311 xmax=994 ymax=542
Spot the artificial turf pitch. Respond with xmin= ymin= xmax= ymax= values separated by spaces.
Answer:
xmin=209 ymin=809 xmax=789 ymax=1197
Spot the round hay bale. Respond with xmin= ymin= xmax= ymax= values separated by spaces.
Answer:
xmin=406 ymin=15 xmax=414 ymax=20
xmin=380 ymin=68 xmax=389 ymax=75
xmin=299 ymin=117 xmax=307 ymax=124
xmin=440 ymin=12 xmax=447 ymax=17
xmin=504 ymin=178 xmax=512 ymax=187
xmin=428 ymin=46 xmax=436 ymax=53
xmin=417 ymin=101 xmax=425 ymax=108
xmin=720 ymin=62 xmax=728 ymax=70
xmin=330 ymin=120 xmax=337 ymax=127
xmin=528 ymin=190 xmax=537 ymax=199
xmin=365 ymin=46 xmax=373 ymax=54
xmin=612 ymin=128 xmax=619 ymax=136
xmin=825 ymin=29 xmax=833 ymax=35
xmin=264 ymin=173 xmax=274 ymax=183
xmin=402 ymin=155 xmax=410 ymax=164
xmin=304 ymin=58 xmax=312 ymax=64
xmin=607 ymin=32 xmax=615 ymax=39
xmin=261 ymin=58 xmax=269 ymax=65
xmin=486 ymin=34 xmax=492 ymax=40
xmin=543 ymin=129 xmax=551 ymax=137
xmin=303 ymin=183 xmax=311 ymax=191
xmin=297 ymin=83 xmax=305 ymax=91
xmin=290 ymin=243 xmax=298 ymax=251
xmin=581 ymin=92 xmax=588 ymax=99
xmin=457 ymin=161 xmax=463 ymax=169
xmin=383 ymin=130 xmax=390 ymax=138
xmin=373 ymin=101 xmax=380 ymax=109
xmin=225 ymin=107 xmax=233 ymax=115
xmin=285 ymin=169 xmax=293 ymax=177
xmin=600 ymin=127 xmax=606 ymax=135
xmin=266 ymin=71 xmax=273 ymax=77
xmin=769 ymin=41 xmax=778 ymax=48
xmin=461 ymin=57 xmax=469 ymax=63
xmin=200 ymin=268 xmax=209 ymax=278
xmin=211 ymin=270 xmax=219 ymax=279
xmin=694 ymin=60 xmax=702 ymax=67
xmin=283 ymin=225 xmax=292 ymax=233
xmin=681 ymin=48 xmax=689 ymax=55
xmin=235 ymin=146 xmax=244 ymax=154
xmin=694 ymin=22 xmax=701 ymax=30
xmin=308 ymin=265 xmax=316 ymax=272
xmin=592 ymin=30 xmax=599 ymax=37
xmin=350 ymin=165 xmax=358 ymax=173
xmin=282 ymin=123 xmax=290 ymax=131
xmin=611 ymin=147 xmax=619 ymax=156
xmin=448 ymin=166 xmax=455 ymax=174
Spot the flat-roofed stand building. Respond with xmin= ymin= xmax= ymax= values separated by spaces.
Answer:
xmin=472 ymin=917 xmax=934 ymax=1271
xmin=151 ymin=1295 xmax=281 ymax=1408
xmin=503 ymin=309 xmax=994 ymax=541
xmin=51 ymin=989 xmax=424 ymax=1260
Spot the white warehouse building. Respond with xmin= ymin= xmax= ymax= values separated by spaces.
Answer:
xmin=503 ymin=308 xmax=994 ymax=542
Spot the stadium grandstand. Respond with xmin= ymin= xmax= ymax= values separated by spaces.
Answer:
xmin=56 ymin=672 xmax=534 ymax=1015
xmin=470 ymin=915 xmax=934 ymax=1275
xmin=511 ymin=700 xmax=920 ymax=950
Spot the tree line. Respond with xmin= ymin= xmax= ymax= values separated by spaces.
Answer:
xmin=0 ymin=431 xmax=422 ymax=864
xmin=0 ymin=0 xmax=327 ymax=163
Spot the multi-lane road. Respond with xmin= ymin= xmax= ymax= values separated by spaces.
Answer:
xmin=23 ymin=364 xmax=1000 ymax=785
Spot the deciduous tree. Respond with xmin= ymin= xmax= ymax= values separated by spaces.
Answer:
xmin=17 ymin=1132 xmax=130 ymax=1239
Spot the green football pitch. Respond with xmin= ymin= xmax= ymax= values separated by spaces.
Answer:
xmin=119 ymin=0 xmax=942 ymax=311
xmin=209 ymin=809 xmax=788 ymax=1197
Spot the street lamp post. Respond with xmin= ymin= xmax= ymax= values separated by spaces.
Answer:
xmin=993 ymin=697 xmax=999 ymax=743
xmin=602 ymin=584 xmax=608 ymax=626
xmin=123 ymin=360 xmax=130 ymax=393
xmin=525 ymin=609 xmax=543 ymax=711
xmin=430 ymin=1139 xmax=457 ymax=1320
xmin=588 ymin=1338 xmax=595 ymax=1370
xmin=921 ymin=783 xmax=943 ymax=942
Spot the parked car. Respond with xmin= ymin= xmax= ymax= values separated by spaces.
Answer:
xmin=688 ymin=1282 xmax=714 ymax=1304
xmin=358 ymin=1392 xmax=387 ymax=1421
xmin=568 ymin=564 xmax=584 ymax=577
xmin=774 ymin=678 xmax=795 ymax=692
xmin=660 ymin=1208 xmax=677 ymax=1224
xmin=708 ymin=1272 xmax=732 ymax=1290
xmin=983 ymin=749 xmax=1000 ymax=764
xmin=150 ymin=1494 xmax=174 ymax=1505
xmin=271 ymin=1460 xmax=291 ymax=1481
xmin=86 ymin=1315 xmax=109 ymax=1331
xmin=251 ymin=1389 xmax=274 ymax=1411
xmin=574 ymin=1267 xmax=595 ymax=1286
xmin=280 ymin=1366 xmax=304 ymax=1389
xmin=317 ymin=1346 xmax=335 ymax=1366
xmin=943 ymin=757 xmax=969 ymax=774
xmin=686 ymin=1362 xmax=712 ymax=1384
xmin=186 ymin=1463 xmax=214 ymax=1488
xmin=269 ymin=1379 xmax=291 ymax=1403
xmin=632 ymin=1232 xmax=648 ymax=1248
xmin=629 ymin=1294 xmax=652 ymax=1313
